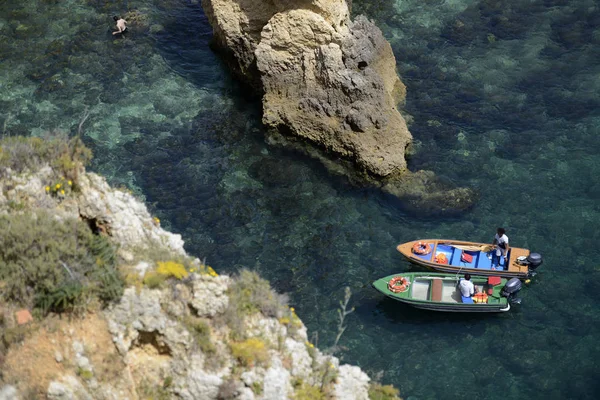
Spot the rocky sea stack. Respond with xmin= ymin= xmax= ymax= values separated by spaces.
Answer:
xmin=202 ymin=0 xmax=476 ymax=215
xmin=0 ymin=136 xmax=400 ymax=400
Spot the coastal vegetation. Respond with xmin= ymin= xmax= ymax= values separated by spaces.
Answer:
xmin=222 ymin=268 xmax=290 ymax=339
xmin=368 ymin=383 xmax=402 ymax=400
xmin=0 ymin=133 xmax=91 ymax=181
xmin=0 ymin=134 xmax=401 ymax=398
xmin=0 ymin=136 xmax=122 ymax=315
xmin=229 ymin=337 xmax=270 ymax=367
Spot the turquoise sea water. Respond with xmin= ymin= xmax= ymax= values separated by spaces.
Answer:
xmin=1 ymin=0 xmax=599 ymax=398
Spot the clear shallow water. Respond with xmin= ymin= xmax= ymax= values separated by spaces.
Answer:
xmin=2 ymin=0 xmax=600 ymax=399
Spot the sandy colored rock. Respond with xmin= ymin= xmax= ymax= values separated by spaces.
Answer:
xmin=202 ymin=0 xmax=478 ymax=214
xmin=15 ymin=309 xmax=33 ymax=325
xmin=203 ymin=0 xmax=411 ymax=178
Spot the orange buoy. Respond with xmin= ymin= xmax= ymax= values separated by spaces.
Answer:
xmin=412 ymin=241 xmax=432 ymax=255
xmin=388 ymin=276 xmax=410 ymax=293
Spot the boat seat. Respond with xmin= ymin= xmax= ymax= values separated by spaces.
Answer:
xmin=431 ymin=278 xmax=443 ymax=302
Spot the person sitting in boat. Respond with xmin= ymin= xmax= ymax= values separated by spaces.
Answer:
xmin=491 ymin=228 xmax=510 ymax=269
xmin=459 ymin=273 xmax=475 ymax=298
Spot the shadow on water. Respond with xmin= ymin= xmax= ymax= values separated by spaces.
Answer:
xmin=151 ymin=0 xmax=237 ymax=93
xmin=369 ymin=296 xmax=500 ymax=328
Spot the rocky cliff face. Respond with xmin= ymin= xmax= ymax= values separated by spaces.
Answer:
xmin=0 ymin=140 xmax=382 ymax=400
xmin=202 ymin=0 xmax=476 ymax=215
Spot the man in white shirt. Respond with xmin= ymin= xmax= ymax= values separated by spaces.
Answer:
xmin=491 ymin=228 xmax=509 ymax=269
xmin=459 ymin=274 xmax=475 ymax=298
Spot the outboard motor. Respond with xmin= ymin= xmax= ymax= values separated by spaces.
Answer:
xmin=526 ymin=253 xmax=543 ymax=270
xmin=516 ymin=252 xmax=543 ymax=276
xmin=501 ymin=278 xmax=523 ymax=304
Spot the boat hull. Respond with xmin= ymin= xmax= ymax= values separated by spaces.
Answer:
xmin=397 ymin=239 xmax=532 ymax=279
xmin=375 ymin=289 xmax=510 ymax=312
xmin=372 ymin=272 xmax=513 ymax=313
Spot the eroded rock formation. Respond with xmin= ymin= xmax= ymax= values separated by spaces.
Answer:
xmin=202 ymin=0 xmax=476 ymax=214
xmin=203 ymin=0 xmax=410 ymax=176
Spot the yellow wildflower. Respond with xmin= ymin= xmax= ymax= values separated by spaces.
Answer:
xmin=290 ymin=307 xmax=295 ymax=312
xmin=190 ymin=269 xmax=196 ymax=273
xmin=45 ymin=186 xmax=50 ymax=192
xmin=156 ymin=261 xmax=188 ymax=279
xmin=60 ymin=189 xmax=65 ymax=195
xmin=68 ymin=180 xmax=72 ymax=185
xmin=55 ymin=183 xmax=61 ymax=189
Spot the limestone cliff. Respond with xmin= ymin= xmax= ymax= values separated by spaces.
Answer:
xmin=202 ymin=0 xmax=476 ymax=215
xmin=202 ymin=0 xmax=410 ymax=176
xmin=0 ymin=138 xmax=396 ymax=400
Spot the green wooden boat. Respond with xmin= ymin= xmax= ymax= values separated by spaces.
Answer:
xmin=372 ymin=272 xmax=523 ymax=312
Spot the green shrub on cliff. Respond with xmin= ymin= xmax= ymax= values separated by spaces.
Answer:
xmin=0 ymin=134 xmax=92 ymax=182
xmin=293 ymin=381 xmax=325 ymax=400
xmin=223 ymin=269 xmax=288 ymax=338
xmin=229 ymin=338 xmax=269 ymax=368
xmin=368 ymin=383 xmax=402 ymax=400
xmin=184 ymin=315 xmax=216 ymax=355
xmin=0 ymin=211 xmax=123 ymax=312
xmin=230 ymin=269 xmax=287 ymax=316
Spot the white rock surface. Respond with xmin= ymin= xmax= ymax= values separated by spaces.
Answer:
xmin=134 ymin=261 xmax=151 ymax=278
xmin=262 ymin=357 xmax=291 ymax=400
xmin=237 ymin=387 xmax=256 ymax=400
xmin=107 ymin=287 xmax=190 ymax=356
xmin=47 ymin=376 xmax=92 ymax=400
xmin=77 ymin=173 xmax=185 ymax=255
xmin=0 ymin=386 xmax=19 ymax=400
xmin=284 ymin=338 xmax=312 ymax=380
xmin=174 ymin=369 xmax=222 ymax=400
xmin=333 ymin=365 xmax=371 ymax=400
xmin=190 ymin=275 xmax=231 ymax=317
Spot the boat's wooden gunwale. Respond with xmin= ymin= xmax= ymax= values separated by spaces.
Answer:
xmin=397 ymin=239 xmax=531 ymax=278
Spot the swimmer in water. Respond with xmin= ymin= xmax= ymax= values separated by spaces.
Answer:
xmin=112 ymin=16 xmax=127 ymax=35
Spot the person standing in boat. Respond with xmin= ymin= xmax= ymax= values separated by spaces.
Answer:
xmin=491 ymin=228 xmax=510 ymax=269
xmin=459 ymin=274 xmax=475 ymax=298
